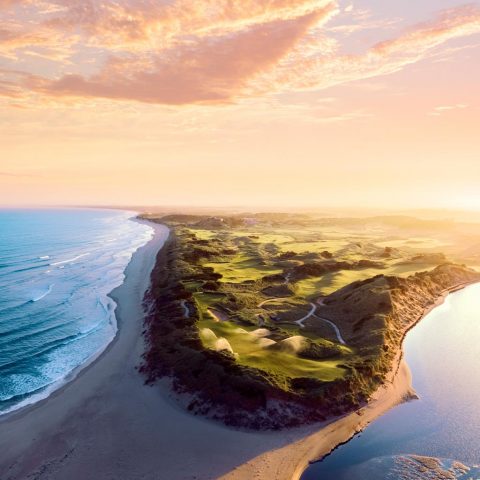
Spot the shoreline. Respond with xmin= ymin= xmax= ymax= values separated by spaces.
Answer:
xmin=219 ymin=281 xmax=478 ymax=480
xmin=0 ymin=216 xmax=477 ymax=479
xmin=0 ymin=220 xmax=170 ymax=478
xmin=0 ymin=215 xmax=155 ymax=420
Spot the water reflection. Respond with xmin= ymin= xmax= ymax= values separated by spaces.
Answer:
xmin=301 ymin=283 xmax=480 ymax=479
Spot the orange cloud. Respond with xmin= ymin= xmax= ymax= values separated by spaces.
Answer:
xmin=43 ymin=0 xmax=335 ymax=49
xmin=1 ymin=2 xmax=480 ymax=105
xmin=32 ymin=10 xmax=331 ymax=104
xmin=0 ymin=0 xmax=23 ymax=7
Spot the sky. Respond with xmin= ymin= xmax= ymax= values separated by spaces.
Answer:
xmin=1 ymin=0 xmax=479 ymax=210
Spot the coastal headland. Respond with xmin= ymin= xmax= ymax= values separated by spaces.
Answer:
xmin=141 ymin=213 xmax=480 ymax=429
xmin=0 ymin=213 xmax=479 ymax=480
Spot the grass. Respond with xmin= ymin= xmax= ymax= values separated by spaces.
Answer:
xmin=183 ymin=217 xmax=467 ymax=388
xmin=198 ymin=318 xmax=347 ymax=382
xmin=293 ymin=261 xmax=441 ymax=298
xmin=193 ymin=291 xmax=228 ymax=321
xmin=294 ymin=269 xmax=382 ymax=297
xmin=143 ymin=212 xmax=480 ymax=427
xmin=279 ymin=239 xmax=350 ymax=255
xmin=387 ymin=262 xmax=436 ymax=277
xmin=376 ymin=237 xmax=451 ymax=250
xmin=203 ymin=252 xmax=282 ymax=283
xmin=181 ymin=280 xmax=204 ymax=293
xmin=190 ymin=229 xmax=219 ymax=241
xmin=263 ymin=300 xmax=312 ymax=323
xmin=247 ymin=232 xmax=295 ymax=244
xmin=192 ymin=228 xmax=295 ymax=245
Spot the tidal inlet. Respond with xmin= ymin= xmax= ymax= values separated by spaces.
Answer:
xmin=1 ymin=1 xmax=480 ymax=479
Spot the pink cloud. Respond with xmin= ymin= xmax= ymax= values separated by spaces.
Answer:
xmin=30 ymin=8 xmax=334 ymax=104
xmin=0 ymin=0 xmax=24 ymax=7
xmin=42 ymin=0 xmax=335 ymax=47
xmin=373 ymin=5 xmax=480 ymax=56
xmin=1 ymin=1 xmax=480 ymax=106
xmin=0 ymin=80 xmax=21 ymax=97
xmin=261 ymin=4 xmax=480 ymax=94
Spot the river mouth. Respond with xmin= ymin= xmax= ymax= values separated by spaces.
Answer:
xmin=301 ymin=283 xmax=480 ymax=479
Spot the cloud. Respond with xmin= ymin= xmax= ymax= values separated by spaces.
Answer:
xmin=429 ymin=104 xmax=468 ymax=116
xmin=28 ymin=6 xmax=337 ymax=104
xmin=0 ymin=0 xmax=24 ymax=8
xmin=260 ymin=4 xmax=480 ymax=94
xmin=1 ymin=1 xmax=480 ymax=105
xmin=40 ymin=0 xmax=336 ymax=49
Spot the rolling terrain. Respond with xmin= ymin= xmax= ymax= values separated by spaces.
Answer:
xmin=140 ymin=212 xmax=480 ymax=428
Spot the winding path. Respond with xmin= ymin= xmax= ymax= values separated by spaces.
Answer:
xmin=314 ymin=314 xmax=346 ymax=345
xmin=295 ymin=302 xmax=317 ymax=328
xmin=291 ymin=297 xmax=346 ymax=345
xmin=314 ymin=297 xmax=346 ymax=345
xmin=258 ymin=294 xmax=347 ymax=345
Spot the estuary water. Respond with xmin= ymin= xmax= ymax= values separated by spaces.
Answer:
xmin=302 ymin=283 xmax=480 ymax=479
xmin=0 ymin=209 xmax=153 ymax=414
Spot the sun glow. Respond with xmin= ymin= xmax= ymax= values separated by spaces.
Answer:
xmin=0 ymin=1 xmax=479 ymax=209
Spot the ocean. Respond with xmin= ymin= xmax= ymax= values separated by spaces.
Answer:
xmin=0 ymin=208 xmax=153 ymax=414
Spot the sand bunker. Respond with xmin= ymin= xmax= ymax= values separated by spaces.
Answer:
xmin=275 ymin=336 xmax=307 ymax=353
xmin=214 ymin=337 xmax=234 ymax=354
xmin=257 ymin=338 xmax=277 ymax=348
xmin=200 ymin=328 xmax=218 ymax=344
xmin=250 ymin=328 xmax=271 ymax=338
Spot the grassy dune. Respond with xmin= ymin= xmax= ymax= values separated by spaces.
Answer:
xmin=203 ymin=253 xmax=282 ymax=283
xmin=172 ymin=214 xmax=478 ymax=387
xmin=199 ymin=319 xmax=347 ymax=382
xmin=140 ymin=212 xmax=480 ymax=428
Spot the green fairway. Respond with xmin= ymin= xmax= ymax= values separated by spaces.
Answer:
xmin=166 ymin=214 xmax=476 ymax=394
xmin=198 ymin=318 xmax=347 ymax=382
xmin=203 ymin=252 xmax=283 ymax=283
xmin=193 ymin=291 xmax=228 ymax=321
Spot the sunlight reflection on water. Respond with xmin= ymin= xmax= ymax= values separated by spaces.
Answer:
xmin=301 ymin=283 xmax=480 ymax=479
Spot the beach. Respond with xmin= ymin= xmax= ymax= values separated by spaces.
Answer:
xmin=0 ymin=221 xmax=457 ymax=480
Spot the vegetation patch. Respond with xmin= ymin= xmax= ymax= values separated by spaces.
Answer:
xmin=140 ymin=212 xmax=480 ymax=429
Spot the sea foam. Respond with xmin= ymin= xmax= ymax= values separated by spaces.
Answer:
xmin=0 ymin=209 xmax=153 ymax=414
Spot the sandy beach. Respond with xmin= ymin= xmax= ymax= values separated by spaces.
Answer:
xmin=0 ymin=222 xmax=426 ymax=480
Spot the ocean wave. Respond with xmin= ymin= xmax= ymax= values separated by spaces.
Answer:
xmin=0 ymin=255 xmax=51 ymax=269
xmin=0 ymin=311 xmax=68 ymax=339
xmin=31 ymin=284 xmax=54 ymax=302
xmin=0 ymin=331 xmax=113 ymax=413
xmin=0 ymin=333 xmax=81 ymax=372
xmin=0 ymin=305 xmax=114 ymax=372
xmin=0 ymin=291 xmax=73 ymax=319
xmin=0 ymin=209 xmax=152 ymax=414
xmin=50 ymin=253 xmax=90 ymax=266
xmin=8 ymin=264 xmax=47 ymax=275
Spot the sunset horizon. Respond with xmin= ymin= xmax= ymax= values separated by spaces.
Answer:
xmin=2 ymin=2 xmax=480 ymax=480
xmin=2 ymin=0 xmax=480 ymax=210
